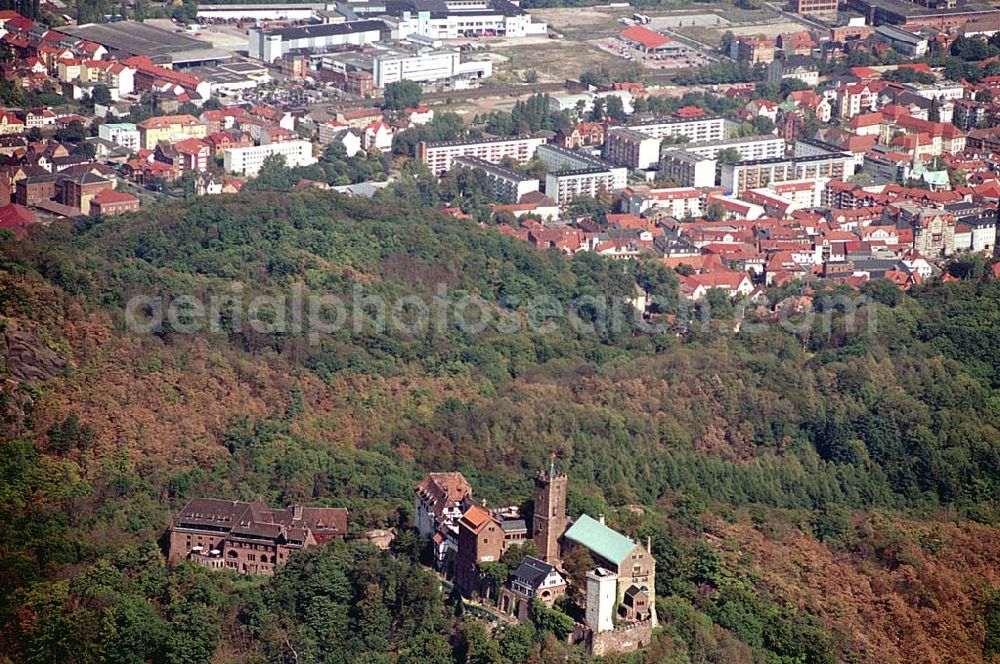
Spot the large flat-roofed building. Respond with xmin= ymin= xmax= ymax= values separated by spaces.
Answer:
xmin=197 ymin=2 xmax=325 ymax=21
xmin=681 ymin=134 xmax=786 ymax=161
xmin=873 ymin=24 xmax=929 ymax=56
xmin=320 ymin=43 xmax=491 ymax=89
xmin=794 ymin=0 xmax=838 ymax=14
xmin=720 ymin=153 xmax=855 ymax=196
xmin=847 ymin=0 xmax=1000 ymax=28
xmin=224 ymin=140 xmax=318 ymax=176
xmin=536 ymin=144 xmax=627 ymax=204
xmin=344 ymin=0 xmax=547 ymax=40
xmin=167 ymin=498 xmax=348 ymax=575
xmin=60 ymin=21 xmax=231 ymax=67
xmin=604 ymin=127 xmax=662 ymax=170
xmin=658 ymin=149 xmax=717 ymax=188
xmin=249 ymin=20 xmax=387 ymax=63
xmin=418 ymin=135 xmax=546 ymax=175
xmin=454 ymin=155 xmax=539 ymax=203
xmin=622 ymin=116 xmax=728 ymax=143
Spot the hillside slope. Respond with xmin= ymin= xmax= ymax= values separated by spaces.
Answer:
xmin=1 ymin=190 xmax=999 ymax=663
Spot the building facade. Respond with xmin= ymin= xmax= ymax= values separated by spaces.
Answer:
xmin=223 ymin=140 xmax=318 ymax=176
xmin=167 ymin=498 xmax=348 ymax=575
xmin=419 ymin=135 xmax=545 ymax=175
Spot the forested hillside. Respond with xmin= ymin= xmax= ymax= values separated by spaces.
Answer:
xmin=1 ymin=190 xmax=1000 ymax=663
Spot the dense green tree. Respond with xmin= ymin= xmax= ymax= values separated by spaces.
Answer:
xmin=383 ymin=80 xmax=423 ymax=112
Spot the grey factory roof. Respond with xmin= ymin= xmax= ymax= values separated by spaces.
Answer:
xmin=60 ymin=21 xmax=213 ymax=58
xmin=259 ymin=19 xmax=386 ymax=41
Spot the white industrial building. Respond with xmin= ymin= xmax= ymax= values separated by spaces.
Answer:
xmin=372 ymin=45 xmax=491 ymax=87
xmin=248 ymin=19 xmax=386 ymax=62
xmin=223 ymin=140 xmax=318 ymax=176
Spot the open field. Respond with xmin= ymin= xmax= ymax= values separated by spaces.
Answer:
xmin=491 ymin=39 xmax=632 ymax=82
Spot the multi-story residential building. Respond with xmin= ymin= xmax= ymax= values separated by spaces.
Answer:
xmin=890 ymin=114 xmax=967 ymax=155
xmin=155 ymin=138 xmax=211 ymax=175
xmin=620 ymin=186 xmax=705 ymax=218
xmin=620 ymin=116 xmax=728 ymax=143
xmin=604 ymin=127 xmax=662 ymax=170
xmin=223 ymin=140 xmax=317 ymax=176
xmin=794 ymin=0 xmax=838 ymax=15
xmin=720 ymin=153 xmax=855 ymax=196
xmin=536 ymin=144 xmax=627 ymax=204
xmin=953 ymin=100 xmax=988 ymax=130
xmin=167 ymin=498 xmax=348 ymax=575
xmin=766 ymin=55 xmax=819 ymax=87
xmin=24 ymin=108 xmax=56 ymax=129
xmin=81 ymin=60 xmax=135 ymax=99
xmin=894 ymin=204 xmax=957 ymax=257
xmin=732 ymin=37 xmax=776 ymax=64
xmin=545 ymin=168 xmax=624 ymax=205
xmin=658 ymin=149 xmax=717 ymax=188
xmin=454 ymin=155 xmax=539 ymax=203
xmin=0 ymin=112 xmax=24 ymax=136
xmin=682 ymin=135 xmax=786 ymax=161
xmin=864 ymin=149 xmax=913 ymax=182
xmin=137 ymin=115 xmax=207 ymax=150
xmin=903 ymin=81 xmax=964 ymax=102
xmin=836 ymin=82 xmax=884 ymax=120
xmin=418 ymin=135 xmax=546 ymax=175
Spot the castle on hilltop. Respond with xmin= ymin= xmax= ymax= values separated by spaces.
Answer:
xmin=415 ymin=460 xmax=656 ymax=656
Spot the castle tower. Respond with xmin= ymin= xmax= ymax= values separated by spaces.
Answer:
xmin=586 ymin=568 xmax=617 ymax=634
xmin=533 ymin=457 xmax=567 ymax=565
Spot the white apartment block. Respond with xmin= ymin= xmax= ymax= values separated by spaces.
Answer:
xmin=545 ymin=168 xmax=622 ymax=205
xmin=223 ymin=140 xmax=317 ymax=176
xmin=658 ymin=149 xmax=716 ymax=188
xmin=604 ymin=127 xmax=662 ymax=170
xmin=454 ymin=155 xmax=538 ymax=203
xmin=682 ymin=135 xmax=786 ymax=161
xmin=625 ymin=116 xmax=729 ymax=143
xmin=98 ymin=123 xmax=140 ymax=152
xmin=419 ymin=135 xmax=545 ymax=175
xmin=720 ymin=154 xmax=855 ymax=197
xmin=536 ymin=144 xmax=627 ymax=204
xmin=622 ymin=186 xmax=704 ymax=218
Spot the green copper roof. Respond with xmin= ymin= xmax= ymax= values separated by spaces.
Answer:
xmin=563 ymin=514 xmax=636 ymax=565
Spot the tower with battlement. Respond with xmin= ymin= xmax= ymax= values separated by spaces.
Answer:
xmin=532 ymin=458 xmax=567 ymax=565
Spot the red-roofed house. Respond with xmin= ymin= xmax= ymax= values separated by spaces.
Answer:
xmin=89 ymin=188 xmax=139 ymax=216
xmin=679 ymin=270 xmax=754 ymax=300
xmin=0 ymin=203 xmax=35 ymax=236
